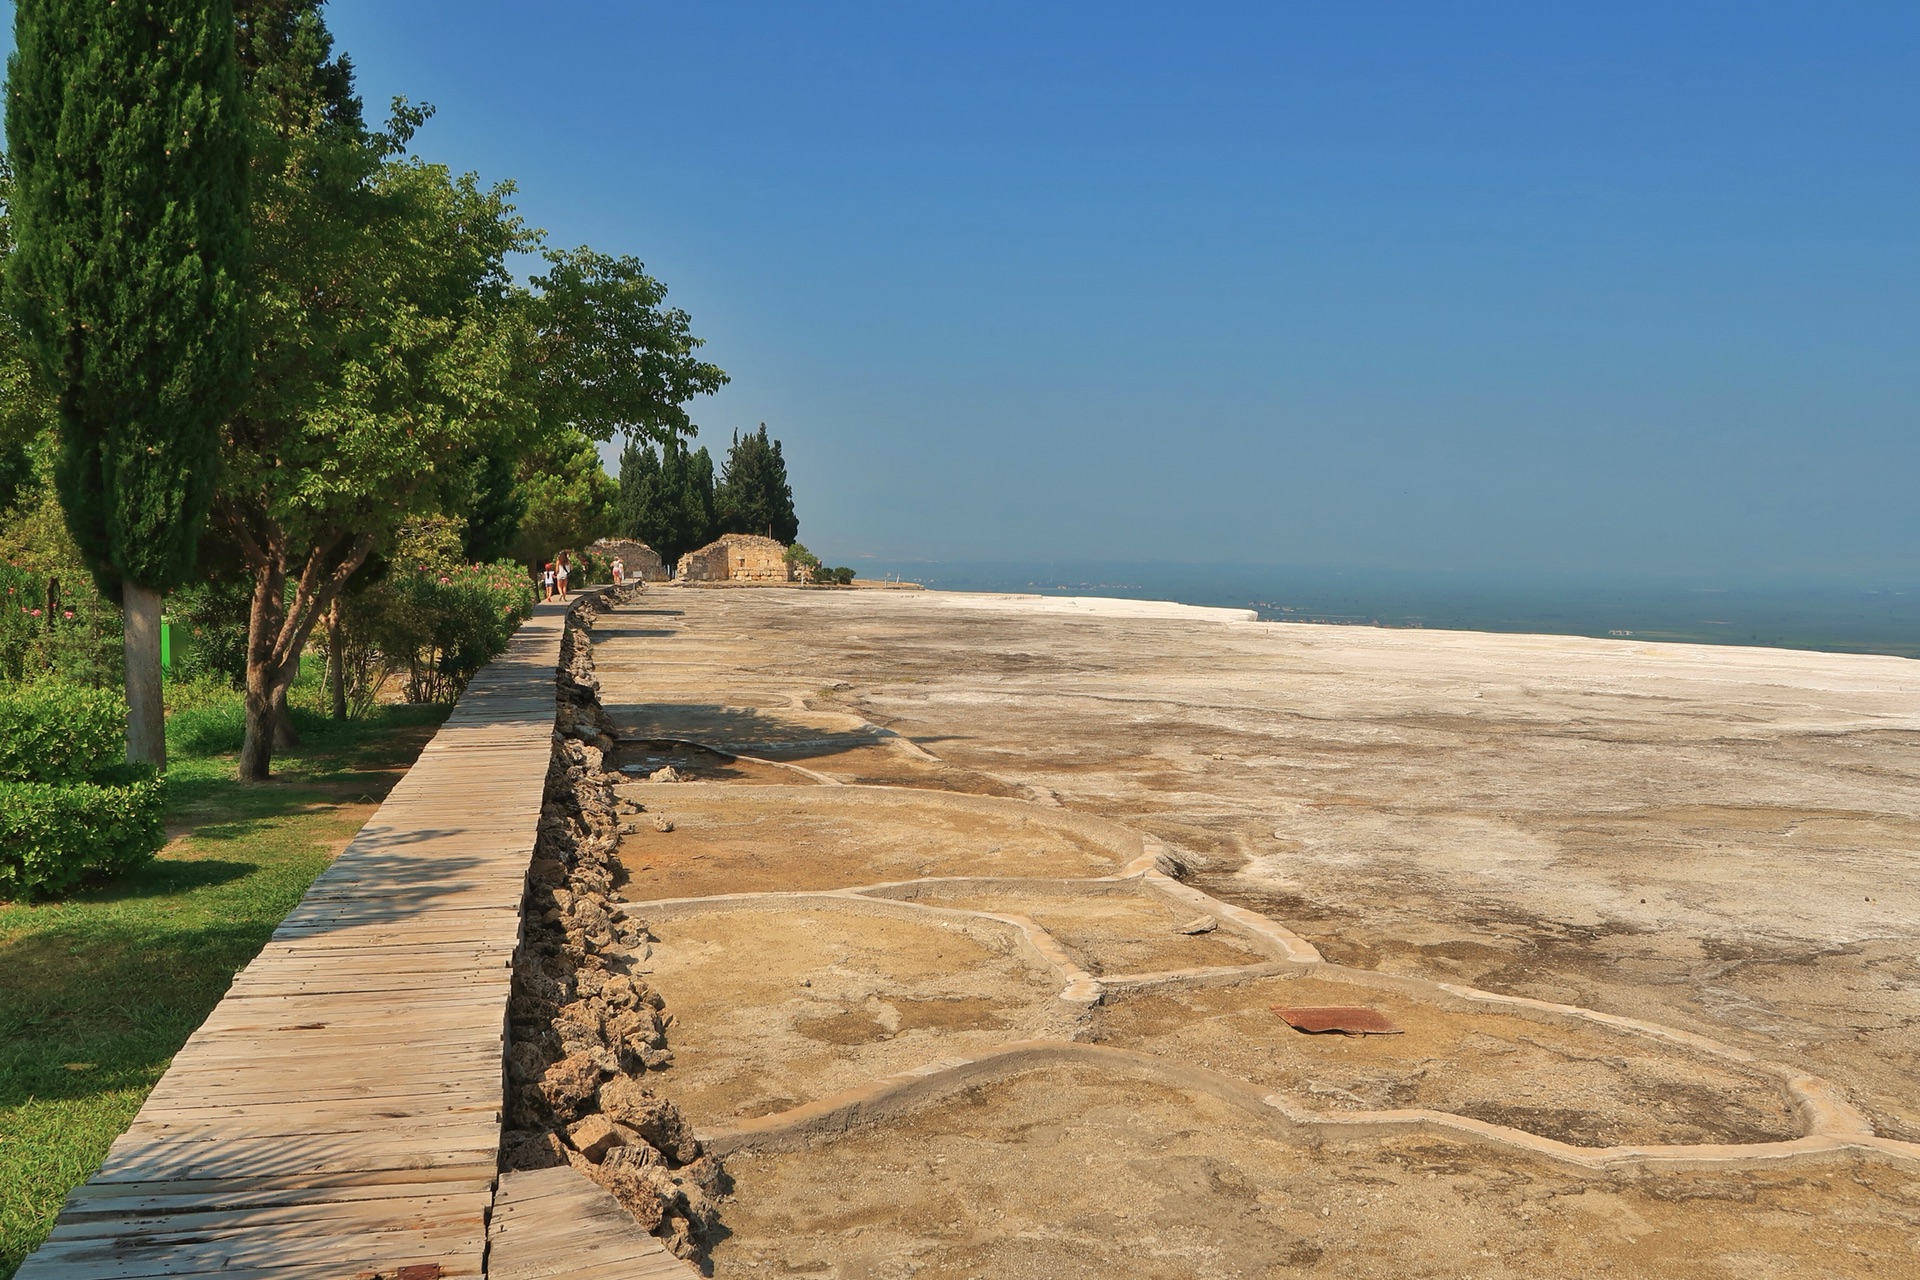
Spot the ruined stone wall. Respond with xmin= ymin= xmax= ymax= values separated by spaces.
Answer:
xmin=589 ymin=538 xmax=668 ymax=582
xmin=675 ymin=533 xmax=791 ymax=582
xmin=499 ymin=586 xmax=725 ymax=1262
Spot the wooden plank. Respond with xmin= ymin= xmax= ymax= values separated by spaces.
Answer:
xmin=55 ymin=1177 xmax=496 ymax=1220
xmin=44 ymin=1189 xmax=493 ymax=1240
xmin=488 ymin=1167 xmax=696 ymax=1280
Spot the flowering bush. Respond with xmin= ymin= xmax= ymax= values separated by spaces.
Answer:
xmin=0 ymin=561 xmax=122 ymax=687
xmin=0 ymin=562 xmax=39 ymax=681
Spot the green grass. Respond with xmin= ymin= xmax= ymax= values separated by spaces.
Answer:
xmin=0 ymin=695 xmax=450 ymax=1279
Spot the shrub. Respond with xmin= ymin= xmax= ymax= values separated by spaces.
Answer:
xmin=0 ymin=683 xmax=125 ymax=782
xmin=360 ymin=560 xmax=538 ymax=703
xmin=561 ymin=547 xmax=607 ymax=587
xmin=0 ymin=562 xmax=40 ymax=680
xmin=0 ymin=763 xmax=166 ymax=899
xmin=783 ymin=542 xmax=821 ymax=581
xmin=828 ymin=566 xmax=856 ymax=586
xmin=1 ymin=480 xmax=125 ymax=685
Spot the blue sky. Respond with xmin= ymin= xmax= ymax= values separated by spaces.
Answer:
xmin=17 ymin=3 xmax=1920 ymax=577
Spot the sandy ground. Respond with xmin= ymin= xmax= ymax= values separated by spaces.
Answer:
xmin=589 ymin=587 xmax=1920 ymax=1277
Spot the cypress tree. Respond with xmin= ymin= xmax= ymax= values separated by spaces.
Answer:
xmin=618 ymin=436 xmax=717 ymax=567
xmin=715 ymin=423 xmax=798 ymax=544
xmin=6 ymin=0 xmax=251 ymax=768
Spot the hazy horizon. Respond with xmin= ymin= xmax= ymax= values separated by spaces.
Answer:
xmin=841 ymin=556 xmax=1920 ymax=658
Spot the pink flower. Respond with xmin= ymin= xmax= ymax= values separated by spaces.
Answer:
xmin=62 ymin=610 xmax=74 ymax=620
xmin=30 ymin=608 xmax=41 ymax=617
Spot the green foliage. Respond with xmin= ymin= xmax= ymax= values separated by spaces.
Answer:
xmin=455 ymin=449 xmax=527 ymax=565
xmin=506 ymin=430 xmax=619 ymax=571
xmin=617 ymin=436 xmax=717 ymax=568
xmin=0 ymin=565 xmax=39 ymax=683
xmin=0 ymin=685 xmax=125 ymax=783
xmin=168 ymin=578 xmax=254 ymax=688
xmin=716 ymin=423 xmax=798 ymax=544
xmin=0 ymin=766 xmax=166 ymax=900
xmin=162 ymin=679 xmax=250 ymax=756
xmin=233 ymin=0 xmax=365 ymax=136
xmin=527 ymin=247 xmax=728 ymax=444
xmin=779 ymin=546 xmax=852 ymax=586
xmin=783 ymin=542 xmax=822 ymax=579
xmin=0 ymin=399 xmax=124 ymax=690
xmin=0 ymin=158 xmax=56 ymax=519
xmin=6 ymin=0 xmax=252 ymax=596
xmin=217 ymin=63 xmax=538 ymax=772
xmin=0 ymin=684 xmax=157 ymax=899
xmin=0 ymin=530 xmax=123 ymax=691
xmin=388 ymin=516 xmax=468 ymax=577
xmin=356 ymin=560 xmax=536 ymax=703
xmin=0 ymin=441 xmax=29 ymax=517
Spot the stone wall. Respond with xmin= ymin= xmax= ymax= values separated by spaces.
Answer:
xmin=589 ymin=539 xmax=668 ymax=583
xmin=675 ymin=533 xmax=792 ymax=583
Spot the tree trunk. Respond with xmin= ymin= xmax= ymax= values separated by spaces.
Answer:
xmin=238 ymin=555 xmax=286 ymax=782
xmin=327 ymin=600 xmax=347 ymax=720
xmin=271 ymin=680 xmax=300 ymax=750
xmin=232 ymin=518 xmax=375 ymax=782
xmin=122 ymin=582 xmax=167 ymax=771
xmin=239 ymin=681 xmax=272 ymax=781
xmin=270 ymin=679 xmax=295 ymax=752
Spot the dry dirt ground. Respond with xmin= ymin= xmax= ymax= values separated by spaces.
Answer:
xmin=590 ymin=587 xmax=1920 ymax=1278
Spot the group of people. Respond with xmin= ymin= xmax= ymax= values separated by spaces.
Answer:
xmin=540 ymin=556 xmax=570 ymax=601
xmin=542 ymin=553 xmax=632 ymax=600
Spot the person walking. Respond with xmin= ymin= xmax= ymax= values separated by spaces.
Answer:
xmin=542 ymin=562 xmax=556 ymax=601
xmin=611 ymin=556 xmax=625 ymax=586
xmin=555 ymin=554 xmax=570 ymax=599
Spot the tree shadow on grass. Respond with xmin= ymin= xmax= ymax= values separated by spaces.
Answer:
xmin=72 ymin=858 xmax=257 ymax=904
xmin=0 ymin=915 xmax=284 ymax=1110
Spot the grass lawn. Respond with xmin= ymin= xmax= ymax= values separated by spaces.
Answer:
xmin=0 ymin=698 xmax=450 ymax=1279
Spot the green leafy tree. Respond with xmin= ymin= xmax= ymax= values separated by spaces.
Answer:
xmin=220 ymin=138 xmax=534 ymax=778
xmin=6 ymin=0 xmax=252 ymax=767
xmin=617 ymin=435 xmax=717 ymax=568
xmin=212 ymin=1 xmax=537 ymax=777
xmin=715 ymin=423 xmax=798 ymax=544
xmin=526 ymin=248 xmax=727 ymax=444
xmin=506 ymin=429 xmax=619 ymax=571
xmin=205 ymin=3 xmax=725 ymax=779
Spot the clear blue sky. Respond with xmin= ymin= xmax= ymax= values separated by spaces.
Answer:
xmin=18 ymin=3 xmax=1920 ymax=578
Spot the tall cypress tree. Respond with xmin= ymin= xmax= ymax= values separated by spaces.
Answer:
xmin=6 ymin=0 xmax=251 ymax=768
xmin=618 ymin=435 xmax=717 ymax=567
xmin=715 ymin=423 xmax=798 ymax=543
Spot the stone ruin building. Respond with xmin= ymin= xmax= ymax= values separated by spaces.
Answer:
xmin=589 ymin=539 xmax=669 ymax=583
xmin=675 ymin=533 xmax=795 ymax=583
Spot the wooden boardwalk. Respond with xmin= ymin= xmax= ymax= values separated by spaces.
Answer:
xmin=17 ymin=602 xmax=571 ymax=1280
xmin=487 ymin=1168 xmax=690 ymax=1280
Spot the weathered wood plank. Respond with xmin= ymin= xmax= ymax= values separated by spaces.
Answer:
xmin=488 ymin=1167 xmax=697 ymax=1280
